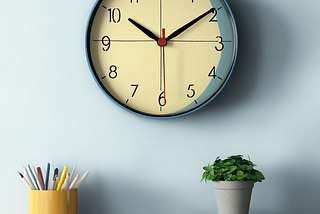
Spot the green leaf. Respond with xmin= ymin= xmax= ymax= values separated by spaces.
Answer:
xmin=222 ymin=159 xmax=235 ymax=165
xmin=228 ymin=155 xmax=243 ymax=159
xmin=224 ymin=161 xmax=235 ymax=165
xmin=239 ymin=165 xmax=253 ymax=171
xmin=237 ymin=171 xmax=244 ymax=176
xmin=203 ymin=166 xmax=214 ymax=171
xmin=246 ymin=174 xmax=255 ymax=180
xmin=228 ymin=166 xmax=237 ymax=173
xmin=217 ymin=168 xmax=229 ymax=173
xmin=255 ymin=170 xmax=265 ymax=180
xmin=207 ymin=174 xmax=215 ymax=180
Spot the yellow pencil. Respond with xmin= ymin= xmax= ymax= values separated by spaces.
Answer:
xmin=56 ymin=166 xmax=68 ymax=190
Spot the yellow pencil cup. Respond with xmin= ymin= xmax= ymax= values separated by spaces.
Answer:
xmin=29 ymin=189 xmax=78 ymax=214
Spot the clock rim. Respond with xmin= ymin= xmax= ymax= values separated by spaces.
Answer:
xmin=85 ymin=0 xmax=238 ymax=119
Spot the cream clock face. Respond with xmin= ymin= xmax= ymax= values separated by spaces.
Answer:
xmin=86 ymin=0 xmax=237 ymax=118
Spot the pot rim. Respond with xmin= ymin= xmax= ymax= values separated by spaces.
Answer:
xmin=212 ymin=181 xmax=254 ymax=190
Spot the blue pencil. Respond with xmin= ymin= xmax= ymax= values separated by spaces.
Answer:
xmin=28 ymin=165 xmax=40 ymax=190
xmin=45 ymin=163 xmax=50 ymax=190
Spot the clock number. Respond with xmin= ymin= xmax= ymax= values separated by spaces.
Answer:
xmin=208 ymin=66 xmax=216 ymax=77
xmin=130 ymin=0 xmax=138 ymax=3
xmin=131 ymin=84 xmax=139 ymax=97
xmin=215 ymin=36 xmax=224 ymax=51
xmin=109 ymin=65 xmax=118 ymax=79
xmin=208 ymin=66 xmax=222 ymax=80
xmin=209 ymin=8 xmax=218 ymax=22
xmin=102 ymin=36 xmax=111 ymax=51
xmin=108 ymin=8 xmax=121 ymax=23
xmin=187 ymin=84 xmax=196 ymax=98
xmin=158 ymin=91 xmax=166 ymax=107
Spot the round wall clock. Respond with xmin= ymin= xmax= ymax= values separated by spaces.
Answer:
xmin=86 ymin=0 xmax=237 ymax=118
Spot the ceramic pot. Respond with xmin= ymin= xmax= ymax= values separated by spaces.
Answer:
xmin=212 ymin=181 xmax=254 ymax=214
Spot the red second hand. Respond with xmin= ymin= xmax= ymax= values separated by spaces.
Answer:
xmin=158 ymin=28 xmax=167 ymax=106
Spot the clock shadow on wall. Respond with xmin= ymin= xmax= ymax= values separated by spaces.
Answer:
xmin=194 ymin=0 xmax=292 ymax=119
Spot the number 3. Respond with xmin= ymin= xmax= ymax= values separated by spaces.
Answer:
xmin=215 ymin=36 xmax=224 ymax=51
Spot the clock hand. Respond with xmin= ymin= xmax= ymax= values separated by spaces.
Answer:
xmin=166 ymin=8 xmax=216 ymax=42
xmin=160 ymin=29 xmax=166 ymax=106
xmin=128 ymin=18 xmax=159 ymax=42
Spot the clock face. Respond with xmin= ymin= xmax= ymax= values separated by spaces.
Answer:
xmin=86 ymin=0 xmax=237 ymax=118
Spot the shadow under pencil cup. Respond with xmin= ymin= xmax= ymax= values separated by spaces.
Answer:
xmin=29 ymin=189 xmax=77 ymax=214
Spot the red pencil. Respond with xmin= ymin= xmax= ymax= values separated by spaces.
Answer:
xmin=37 ymin=167 xmax=45 ymax=190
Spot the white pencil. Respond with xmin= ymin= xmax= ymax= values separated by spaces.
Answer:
xmin=68 ymin=174 xmax=79 ymax=190
xmin=18 ymin=171 xmax=32 ymax=189
xmin=23 ymin=165 xmax=36 ymax=190
xmin=74 ymin=171 xmax=89 ymax=189
xmin=68 ymin=165 xmax=76 ymax=188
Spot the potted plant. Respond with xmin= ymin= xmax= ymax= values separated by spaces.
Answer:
xmin=201 ymin=155 xmax=265 ymax=214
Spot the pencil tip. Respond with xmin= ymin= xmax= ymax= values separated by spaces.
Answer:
xmin=18 ymin=171 xmax=23 ymax=178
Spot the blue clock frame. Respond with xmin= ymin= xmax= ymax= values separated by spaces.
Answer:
xmin=85 ymin=0 xmax=237 ymax=119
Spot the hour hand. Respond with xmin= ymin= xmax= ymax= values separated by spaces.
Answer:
xmin=128 ymin=18 xmax=159 ymax=41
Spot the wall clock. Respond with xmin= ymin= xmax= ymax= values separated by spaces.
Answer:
xmin=86 ymin=0 xmax=237 ymax=118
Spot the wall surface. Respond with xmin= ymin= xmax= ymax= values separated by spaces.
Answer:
xmin=1 ymin=0 xmax=320 ymax=213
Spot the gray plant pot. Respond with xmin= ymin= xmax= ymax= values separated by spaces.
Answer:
xmin=212 ymin=181 xmax=254 ymax=214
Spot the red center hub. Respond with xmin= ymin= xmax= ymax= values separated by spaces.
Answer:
xmin=158 ymin=38 xmax=167 ymax=46
xmin=158 ymin=28 xmax=167 ymax=46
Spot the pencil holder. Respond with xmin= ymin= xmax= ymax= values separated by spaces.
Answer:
xmin=29 ymin=189 xmax=77 ymax=214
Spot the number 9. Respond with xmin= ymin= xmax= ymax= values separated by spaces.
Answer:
xmin=102 ymin=36 xmax=111 ymax=51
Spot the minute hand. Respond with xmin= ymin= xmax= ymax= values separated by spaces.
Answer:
xmin=166 ymin=8 xmax=216 ymax=42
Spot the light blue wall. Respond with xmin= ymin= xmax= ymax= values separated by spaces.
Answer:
xmin=1 ymin=0 xmax=320 ymax=213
